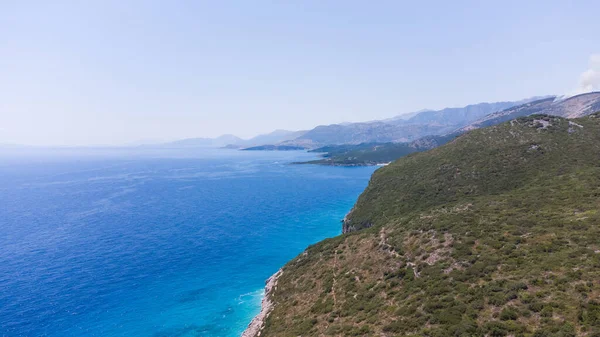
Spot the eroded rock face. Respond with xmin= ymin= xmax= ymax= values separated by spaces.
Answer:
xmin=341 ymin=209 xmax=372 ymax=234
xmin=342 ymin=220 xmax=372 ymax=234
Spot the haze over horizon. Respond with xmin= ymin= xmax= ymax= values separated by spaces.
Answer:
xmin=2 ymin=1 xmax=600 ymax=146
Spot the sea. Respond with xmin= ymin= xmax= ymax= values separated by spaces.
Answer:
xmin=0 ymin=147 xmax=377 ymax=337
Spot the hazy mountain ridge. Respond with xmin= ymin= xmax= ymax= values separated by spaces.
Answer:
xmin=289 ymin=122 xmax=449 ymax=146
xmin=462 ymin=92 xmax=600 ymax=132
xmin=242 ymin=129 xmax=307 ymax=147
xmin=242 ymin=145 xmax=306 ymax=151
xmin=156 ymin=134 xmax=244 ymax=148
xmin=398 ymin=97 xmax=551 ymax=126
xmin=277 ymin=97 xmax=547 ymax=148
xmin=297 ymin=133 xmax=460 ymax=166
xmin=154 ymin=129 xmax=307 ymax=148
xmin=302 ymin=93 xmax=600 ymax=166
xmin=147 ymin=95 xmax=564 ymax=150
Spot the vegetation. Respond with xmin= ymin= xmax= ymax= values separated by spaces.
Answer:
xmin=296 ymin=93 xmax=600 ymax=166
xmin=298 ymin=134 xmax=459 ymax=166
xmin=259 ymin=113 xmax=600 ymax=336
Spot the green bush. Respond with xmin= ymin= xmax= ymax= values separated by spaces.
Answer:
xmin=500 ymin=307 xmax=519 ymax=321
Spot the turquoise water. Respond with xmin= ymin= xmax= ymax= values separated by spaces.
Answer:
xmin=0 ymin=148 xmax=376 ymax=336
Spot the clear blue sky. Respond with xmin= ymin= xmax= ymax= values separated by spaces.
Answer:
xmin=1 ymin=0 xmax=599 ymax=146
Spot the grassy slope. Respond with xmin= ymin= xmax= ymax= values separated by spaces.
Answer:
xmin=260 ymin=113 xmax=600 ymax=337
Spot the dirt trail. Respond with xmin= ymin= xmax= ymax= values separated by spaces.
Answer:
xmin=332 ymin=250 xmax=338 ymax=307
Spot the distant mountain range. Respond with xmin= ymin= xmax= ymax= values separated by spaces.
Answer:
xmin=394 ymin=98 xmax=544 ymax=126
xmin=275 ymin=96 xmax=549 ymax=147
xmin=154 ymin=130 xmax=306 ymax=148
xmin=150 ymin=93 xmax=600 ymax=151
xmin=303 ymin=91 xmax=600 ymax=165
xmin=282 ymin=122 xmax=448 ymax=146
xmin=461 ymin=92 xmax=600 ymax=132
xmin=156 ymin=96 xmax=549 ymax=149
xmin=159 ymin=134 xmax=244 ymax=148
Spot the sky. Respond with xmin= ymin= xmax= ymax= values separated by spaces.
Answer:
xmin=1 ymin=0 xmax=600 ymax=146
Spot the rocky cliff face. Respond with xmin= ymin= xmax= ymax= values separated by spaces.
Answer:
xmin=341 ymin=210 xmax=372 ymax=234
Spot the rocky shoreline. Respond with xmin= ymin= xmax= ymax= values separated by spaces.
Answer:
xmin=241 ymin=269 xmax=282 ymax=337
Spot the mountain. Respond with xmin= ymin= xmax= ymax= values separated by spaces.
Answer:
xmin=243 ymin=145 xmax=306 ymax=151
xmin=153 ymin=94 xmax=591 ymax=151
xmin=383 ymin=109 xmax=432 ymax=122
xmin=158 ymin=134 xmax=244 ymax=148
xmin=279 ymin=97 xmax=547 ymax=148
xmin=156 ymin=96 xmax=550 ymax=150
xmin=242 ymin=129 xmax=307 ymax=147
xmin=462 ymin=92 xmax=600 ymax=132
xmin=301 ymin=93 xmax=600 ymax=166
xmin=288 ymin=122 xmax=449 ymax=146
xmin=298 ymin=133 xmax=459 ymax=166
xmin=398 ymin=98 xmax=550 ymax=126
xmin=154 ymin=130 xmax=309 ymax=149
xmin=248 ymin=112 xmax=600 ymax=337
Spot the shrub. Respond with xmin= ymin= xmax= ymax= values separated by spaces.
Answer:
xmin=529 ymin=302 xmax=544 ymax=313
xmin=500 ymin=307 xmax=519 ymax=321
xmin=541 ymin=306 xmax=553 ymax=318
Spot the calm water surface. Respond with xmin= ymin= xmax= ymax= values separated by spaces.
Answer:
xmin=0 ymin=148 xmax=376 ymax=336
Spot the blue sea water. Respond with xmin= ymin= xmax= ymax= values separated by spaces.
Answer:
xmin=0 ymin=148 xmax=376 ymax=337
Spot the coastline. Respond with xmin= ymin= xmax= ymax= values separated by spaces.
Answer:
xmin=241 ymin=269 xmax=283 ymax=337
xmin=292 ymin=160 xmax=391 ymax=167
xmin=240 ymin=165 xmax=376 ymax=336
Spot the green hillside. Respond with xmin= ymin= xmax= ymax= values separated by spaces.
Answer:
xmin=299 ymin=134 xmax=459 ymax=166
xmin=257 ymin=113 xmax=600 ymax=337
xmin=296 ymin=93 xmax=600 ymax=167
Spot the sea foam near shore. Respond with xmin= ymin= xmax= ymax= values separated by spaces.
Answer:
xmin=242 ymin=270 xmax=282 ymax=337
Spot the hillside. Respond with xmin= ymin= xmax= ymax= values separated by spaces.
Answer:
xmin=299 ymin=134 xmax=459 ymax=166
xmin=281 ymin=97 xmax=545 ymax=148
xmin=463 ymin=92 xmax=600 ymax=132
xmin=152 ymin=130 xmax=307 ymax=148
xmin=397 ymin=99 xmax=547 ymax=126
xmin=289 ymin=122 xmax=448 ymax=146
xmin=304 ymin=93 xmax=600 ymax=166
xmin=249 ymin=113 xmax=600 ymax=337
xmin=155 ymin=97 xmax=547 ymax=150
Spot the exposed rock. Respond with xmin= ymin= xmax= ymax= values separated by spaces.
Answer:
xmin=241 ymin=270 xmax=282 ymax=337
